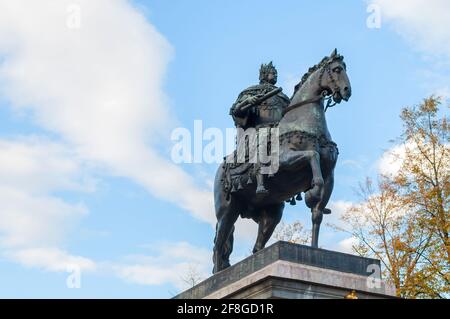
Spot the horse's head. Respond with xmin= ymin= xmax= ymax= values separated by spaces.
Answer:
xmin=291 ymin=49 xmax=351 ymax=107
xmin=318 ymin=48 xmax=351 ymax=103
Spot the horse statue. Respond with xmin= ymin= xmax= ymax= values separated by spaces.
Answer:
xmin=213 ymin=49 xmax=352 ymax=273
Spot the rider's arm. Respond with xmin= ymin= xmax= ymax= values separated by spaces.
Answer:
xmin=231 ymin=94 xmax=258 ymax=117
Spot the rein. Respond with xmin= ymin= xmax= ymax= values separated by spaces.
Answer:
xmin=281 ymin=97 xmax=322 ymax=116
xmin=282 ymin=64 xmax=339 ymax=116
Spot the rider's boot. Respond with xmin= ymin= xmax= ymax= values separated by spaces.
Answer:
xmin=255 ymin=171 xmax=268 ymax=194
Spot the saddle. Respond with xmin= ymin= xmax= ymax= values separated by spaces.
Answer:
xmin=221 ymin=151 xmax=255 ymax=198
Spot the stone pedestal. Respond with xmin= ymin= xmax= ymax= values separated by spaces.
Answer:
xmin=175 ymin=241 xmax=396 ymax=299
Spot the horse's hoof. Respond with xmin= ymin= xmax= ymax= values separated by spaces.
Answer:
xmin=213 ymin=261 xmax=231 ymax=274
xmin=323 ymin=208 xmax=332 ymax=214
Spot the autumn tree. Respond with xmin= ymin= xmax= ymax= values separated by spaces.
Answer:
xmin=181 ymin=264 xmax=205 ymax=288
xmin=273 ymin=220 xmax=310 ymax=244
xmin=337 ymin=177 xmax=442 ymax=298
xmin=392 ymin=97 xmax=449 ymax=262
xmin=338 ymin=96 xmax=449 ymax=298
xmin=389 ymin=96 xmax=449 ymax=297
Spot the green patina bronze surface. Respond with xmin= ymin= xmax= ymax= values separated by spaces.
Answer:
xmin=213 ymin=49 xmax=352 ymax=274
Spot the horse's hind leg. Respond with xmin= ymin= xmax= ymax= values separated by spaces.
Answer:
xmin=222 ymin=225 xmax=235 ymax=267
xmin=252 ymin=203 xmax=284 ymax=253
xmin=213 ymin=201 xmax=239 ymax=274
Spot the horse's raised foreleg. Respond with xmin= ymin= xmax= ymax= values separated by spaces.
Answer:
xmin=280 ymin=149 xmax=324 ymax=199
xmin=252 ymin=203 xmax=284 ymax=253
xmin=307 ymin=150 xmax=324 ymax=202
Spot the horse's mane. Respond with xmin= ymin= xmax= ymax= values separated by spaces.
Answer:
xmin=291 ymin=57 xmax=329 ymax=99
xmin=291 ymin=53 xmax=344 ymax=99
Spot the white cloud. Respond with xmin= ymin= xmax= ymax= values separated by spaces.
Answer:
xmin=372 ymin=0 xmax=450 ymax=58
xmin=6 ymin=247 xmax=96 ymax=272
xmin=0 ymin=136 xmax=96 ymax=195
xmin=0 ymin=0 xmax=216 ymax=277
xmin=0 ymin=185 xmax=87 ymax=248
xmin=329 ymin=200 xmax=353 ymax=217
xmin=377 ymin=143 xmax=406 ymax=177
xmin=114 ymin=242 xmax=210 ymax=290
xmin=234 ymin=218 xmax=258 ymax=242
xmin=0 ymin=138 xmax=91 ymax=248
xmin=434 ymin=87 xmax=450 ymax=100
xmin=325 ymin=200 xmax=354 ymax=229
xmin=376 ymin=141 xmax=440 ymax=179
xmin=335 ymin=237 xmax=358 ymax=254
xmin=0 ymin=137 xmax=94 ymax=271
xmin=371 ymin=0 xmax=450 ymax=96
xmin=0 ymin=0 xmax=214 ymax=226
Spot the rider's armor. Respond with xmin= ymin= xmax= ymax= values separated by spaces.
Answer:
xmin=230 ymin=62 xmax=290 ymax=194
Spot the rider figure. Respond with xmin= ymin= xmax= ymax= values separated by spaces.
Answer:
xmin=230 ymin=62 xmax=290 ymax=194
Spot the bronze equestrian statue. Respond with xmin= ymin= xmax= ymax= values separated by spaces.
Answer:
xmin=213 ymin=49 xmax=352 ymax=273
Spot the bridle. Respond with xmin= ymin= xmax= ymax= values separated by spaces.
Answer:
xmin=282 ymin=62 xmax=341 ymax=116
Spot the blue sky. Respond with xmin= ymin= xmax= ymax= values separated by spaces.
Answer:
xmin=0 ymin=0 xmax=449 ymax=298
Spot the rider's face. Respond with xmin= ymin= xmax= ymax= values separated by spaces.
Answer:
xmin=266 ymin=70 xmax=277 ymax=84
